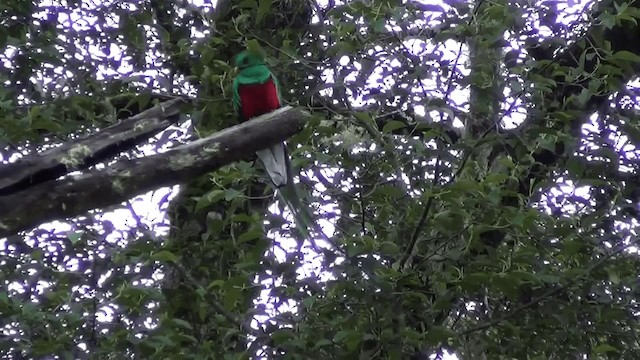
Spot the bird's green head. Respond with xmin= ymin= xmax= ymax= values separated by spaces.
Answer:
xmin=234 ymin=49 xmax=266 ymax=70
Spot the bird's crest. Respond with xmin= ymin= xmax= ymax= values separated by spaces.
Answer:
xmin=234 ymin=40 xmax=268 ymax=69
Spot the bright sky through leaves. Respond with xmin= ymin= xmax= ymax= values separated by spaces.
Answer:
xmin=0 ymin=0 xmax=597 ymax=332
xmin=6 ymin=0 xmax=640 ymax=358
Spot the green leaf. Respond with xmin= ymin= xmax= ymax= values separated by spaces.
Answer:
xmin=269 ymin=329 xmax=292 ymax=346
xmin=509 ymin=270 xmax=541 ymax=284
xmin=612 ymin=50 xmax=640 ymax=62
xmin=174 ymin=333 xmax=198 ymax=344
xmin=576 ymin=88 xmax=592 ymax=106
xmin=207 ymin=280 xmax=226 ymax=290
xmin=607 ymin=269 xmax=621 ymax=285
xmin=562 ymin=239 xmax=584 ymax=256
xmin=314 ymin=339 xmax=332 ymax=348
xmin=137 ymin=92 xmax=151 ymax=112
xmin=425 ymin=326 xmax=455 ymax=345
xmin=333 ymin=330 xmax=349 ymax=343
xmin=432 ymin=294 xmax=453 ymax=311
xmin=492 ymin=273 xmax=521 ymax=299
xmin=224 ymin=188 xmax=242 ymax=201
xmin=150 ymin=250 xmax=178 ymax=263
xmin=238 ymin=228 xmax=263 ymax=243
xmin=223 ymin=287 xmax=241 ymax=309
xmin=345 ymin=330 xmax=362 ymax=351
xmin=595 ymin=146 xmax=619 ymax=165
xmin=371 ymin=19 xmax=386 ymax=33
xmin=460 ymin=273 xmax=490 ymax=291
xmin=256 ymin=0 xmax=272 ymax=24
xmin=375 ymin=184 xmax=404 ymax=198
xmin=382 ymin=120 xmax=407 ymax=133
xmin=599 ymin=12 xmax=617 ymax=29
xmin=172 ymin=318 xmax=193 ymax=331
xmin=66 ymin=231 xmax=82 ymax=244
xmin=302 ymin=296 xmax=315 ymax=309
xmin=195 ymin=189 xmax=225 ymax=212
xmin=378 ymin=241 xmax=400 ymax=255
xmin=353 ymin=111 xmax=374 ymax=124
xmin=538 ymin=274 xmax=561 ymax=284
xmin=565 ymin=156 xmax=585 ymax=177
xmin=593 ymin=343 xmax=619 ymax=354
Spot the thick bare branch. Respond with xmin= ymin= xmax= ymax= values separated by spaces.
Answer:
xmin=0 ymin=106 xmax=307 ymax=238
xmin=0 ymin=97 xmax=187 ymax=195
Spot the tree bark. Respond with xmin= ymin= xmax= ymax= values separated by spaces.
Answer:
xmin=0 ymin=97 xmax=186 ymax=195
xmin=0 ymin=106 xmax=307 ymax=237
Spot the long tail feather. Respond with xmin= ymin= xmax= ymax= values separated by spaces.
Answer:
xmin=277 ymin=182 xmax=341 ymax=253
xmin=256 ymin=142 xmax=288 ymax=187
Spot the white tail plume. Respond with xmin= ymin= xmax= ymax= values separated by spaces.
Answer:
xmin=256 ymin=142 xmax=287 ymax=187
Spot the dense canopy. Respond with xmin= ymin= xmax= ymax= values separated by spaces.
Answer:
xmin=2 ymin=0 xmax=640 ymax=359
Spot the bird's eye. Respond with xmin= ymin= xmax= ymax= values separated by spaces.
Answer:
xmin=242 ymin=57 xmax=250 ymax=65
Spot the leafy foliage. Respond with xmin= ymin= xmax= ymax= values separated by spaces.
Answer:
xmin=3 ymin=0 xmax=640 ymax=359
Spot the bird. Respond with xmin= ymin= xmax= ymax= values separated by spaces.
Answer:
xmin=231 ymin=45 xmax=336 ymax=252
xmin=232 ymin=47 xmax=288 ymax=187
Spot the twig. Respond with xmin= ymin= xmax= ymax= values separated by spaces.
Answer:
xmin=172 ymin=262 xmax=257 ymax=337
xmin=399 ymin=151 xmax=442 ymax=270
xmin=360 ymin=178 xmax=366 ymax=236
xmin=396 ymin=3 xmax=476 ymax=269
xmin=125 ymin=199 xmax=144 ymax=228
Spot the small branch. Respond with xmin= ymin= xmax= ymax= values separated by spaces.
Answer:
xmin=172 ymin=262 xmax=252 ymax=335
xmin=360 ymin=181 xmax=366 ymax=236
xmin=399 ymin=153 xmax=443 ymax=270
xmin=125 ymin=200 xmax=144 ymax=228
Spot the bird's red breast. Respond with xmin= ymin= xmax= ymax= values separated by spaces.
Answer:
xmin=238 ymin=77 xmax=281 ymax=120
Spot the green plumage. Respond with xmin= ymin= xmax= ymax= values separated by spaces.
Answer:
xmin=232 ymin=50 xmax=280 ymax=114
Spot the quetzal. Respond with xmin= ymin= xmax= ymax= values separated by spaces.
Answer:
xmin=232 ymin=46 xmax=330 ymax=250
xmin=232 ymin=48 xmax=288 ymax=187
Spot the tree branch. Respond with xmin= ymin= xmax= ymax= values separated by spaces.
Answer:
xmin=0 ymin=97 xmax=187 ymax=195
xmin=0 ymin=106 xmax=307 ymax=238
